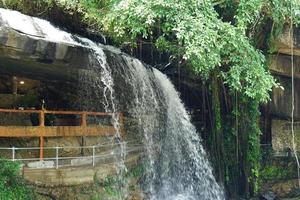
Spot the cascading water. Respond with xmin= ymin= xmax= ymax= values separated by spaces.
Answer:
xmin=0 ymin=8 xmax=225 ymax=200
xmin=77 ymin=39 xmax=128 ymax=198
xmin=151 ymin=69 xmax=224 ymax=199
xmin=113 ymin=55 xmax=225 ymax=199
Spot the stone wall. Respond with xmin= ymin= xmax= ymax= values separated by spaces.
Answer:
xmin=269 ymin=26 xmax=300 ymax=151
xmin=269 ymin=31 xmax=300 ymax=119
xmin=264 ymin=26 xmax=300 ymax=198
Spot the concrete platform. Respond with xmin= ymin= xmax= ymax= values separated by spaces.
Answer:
xmin=22 ymin=153 xmax=139 ymax=186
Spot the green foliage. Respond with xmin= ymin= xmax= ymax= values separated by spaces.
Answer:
xmin=233 ymin=0 xmax=300 ymax=52
xmin=269 ymin=0 xmax=300 ymax=26
xmin=92 ymin=164 xmax=144 ymax=199
xmin=66 ymin=0 xmax=111 ymax=31
xmin=0 ymin=159 xmax=33 ymax=200
xmin=234 ymin=0 xmax=300 ymax=29
xmin=260 ymin=148 xmax=299 ymax=181
xmin=223 ymin=113 xmax=240 ymax=195
xmin=223 ymin=96 xmax=261 ymax=196
xmin=244 ymin=100 xmax=261 ymax=194
xmin=93 ymin=175 xmax=122 ymax=199
xmin=261 ymin=165 xmax=291 ymax=180
xmin=126 ymin=163 xmax=144 ymax=179
xmin=103 ymin=0 xmax=277 ymax=103
xmin=0 ymin=0 xmax=111 ymax=36
xmin=0 ymin=0 xmax=54 ymax=13
xmin=209 ymin=71 xmax=225 ymax=182
xmin=235 ymin=0 xmax=264 ymax=29
xmin=101 ymin=1 xmax=284 ymax=194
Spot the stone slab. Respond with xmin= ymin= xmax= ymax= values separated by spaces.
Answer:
xmin=270 ymin=76 xmax=300 ymax=119
xmin=269 ymin=54 xmax=300 ymax=79
xmin=271 ymin=119 xmax=300 ymax=153
xmin=27 ymin=160 xmax=54 ymax=169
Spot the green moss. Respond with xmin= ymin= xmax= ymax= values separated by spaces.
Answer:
xmin=91 ymin=164 xmax=144 ymax=199
xmin=126 ymin=163 xmax=144 ymax=179
xmin=261 ymin=166 xmax=290 ymax=180
xmin=260 ymin=156 xmax=299 ymax=181
xmin=209 ymin=70 xmax=225 ymax=183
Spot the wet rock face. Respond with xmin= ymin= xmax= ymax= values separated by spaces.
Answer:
xmin=266 ymin=27 xmax=300 ymax=199
xmin=270 ymin=76 xmax=300 ymax=119
xmin=269 ymin=26 xmax=300 ymax=120
xmin=259 ymin=191 xmax=277 ymax=200
xmin=273 ymin=26 xmax=300 ymax=56
xmin=0 ymin=28 xmax=90 ymax=82
xmin=263 ymin=179 xmax=300 ymax=198
xmin=0 ymin=8 xmax=94 ymax=82
xmin=269 ymin=54 xmax=300 ymax=79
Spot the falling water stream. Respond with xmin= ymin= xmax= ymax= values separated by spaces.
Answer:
xmin=0 ymin=8 xmax=225 ymax=200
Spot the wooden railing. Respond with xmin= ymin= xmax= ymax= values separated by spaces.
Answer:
xmin=0 ymin=108 xmax=124 ymax=160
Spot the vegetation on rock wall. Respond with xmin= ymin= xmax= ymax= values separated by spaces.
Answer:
xmin=104 ymin=0 xmax=278 ymax=103
xmin=210 ymin=69 xmax=225 ymax=183
xmin=91 ymin=164 xmax=144 ymax=200
xmin=100 ymin=0 xmax=298 ymax=197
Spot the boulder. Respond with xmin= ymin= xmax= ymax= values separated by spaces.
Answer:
xmin=263 ymin=179 xmax=300 ymax=198
xmin=287 ymin=188 xmax=300 ymax=198
xmin=259 ymin=191 xmax=277 ymax=200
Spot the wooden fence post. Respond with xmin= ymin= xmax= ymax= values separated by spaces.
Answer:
xmin=39 ymin=109 xmax=45 ymax=161
xmin=80 ymin=113 xmax=87 ymax=155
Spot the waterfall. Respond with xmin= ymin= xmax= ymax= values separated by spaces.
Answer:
xmin=114 ymin=55 xmax=225 ymax=199
xmin=151 ymin=69 xmax=224 ymax=199
xmin=0 ymin=8 xmax=225 ymax=200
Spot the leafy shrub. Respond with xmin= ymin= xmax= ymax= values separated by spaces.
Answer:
xmin=0 ymin=159 xmax=33 ymax=200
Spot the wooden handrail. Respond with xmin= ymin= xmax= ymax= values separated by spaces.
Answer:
xmin=0 ymin=108 xmax=40 ymax=113
xmin=0 ymin=108 xmax=125 ymax=161
xmin=0 ymin=108 xmax=115 ymax=116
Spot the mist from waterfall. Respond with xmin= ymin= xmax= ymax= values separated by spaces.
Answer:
xmin=0 ymin=8 xmax=225 ymax=200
